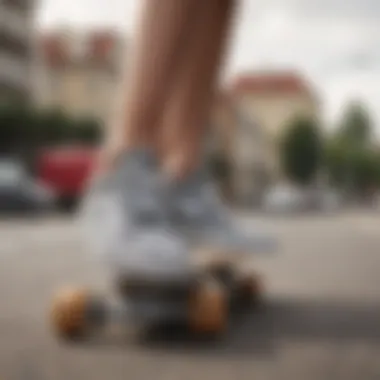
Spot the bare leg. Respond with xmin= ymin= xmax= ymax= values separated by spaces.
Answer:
xmin=82 ymin=0 xmax=277 ymax=288
xmin=83 ymin=1 xmax=203 ymax=275
xmin=102 ymin=0 xmax=198 ymax=167
xmin=153 ymin=1 xmax=277 ymax=257
xmin=160 ymin=0 xmax=237 ymax=178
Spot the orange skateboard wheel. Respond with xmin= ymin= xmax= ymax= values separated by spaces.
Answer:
xmin=188 ymin=278 xmax=227 ymax=335
xmin=50 ymin=287 xmax=90 ymax=339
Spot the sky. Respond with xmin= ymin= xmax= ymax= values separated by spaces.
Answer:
xmin=37 ymin=0 xmax=380 ymax=135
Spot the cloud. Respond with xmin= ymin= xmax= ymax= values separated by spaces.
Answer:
xmin=36 ymin=0 xmax=380 ymax=134
xmin=37 ymin=0 xmax=140 ymax=31
xmin=227 ymin=0 xmax=380 ymax=133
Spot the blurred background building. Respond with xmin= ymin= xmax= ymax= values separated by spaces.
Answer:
xmin=213 ymin=71 xmax=320 ymax=207
xmin=0 ymin=0 xmax=36 ymax=103
xmin=35 ymin=28 xmax=127 ymax=123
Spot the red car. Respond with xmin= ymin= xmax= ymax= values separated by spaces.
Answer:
xmin=36 ymin=146 xmax=98 ymax=210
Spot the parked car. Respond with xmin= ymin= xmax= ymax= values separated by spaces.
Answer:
xmin=0 ymin=159 xmax=56 ymax=214
xmin=263 ymin=184 xmax=307 ymax=213
xmin=263 ymin=184 xmax=342 ymax=214
xmin=36 ymin=146 xmax=97 ymax=211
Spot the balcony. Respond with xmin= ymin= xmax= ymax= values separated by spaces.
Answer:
xmin=0 ymin=0 xmax=33 ymax=50
xmin=1 ymin=0 xmax=33 ymax=13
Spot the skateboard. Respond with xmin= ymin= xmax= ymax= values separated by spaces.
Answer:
xmin=49 ymin=248 xmax=264 ymax=341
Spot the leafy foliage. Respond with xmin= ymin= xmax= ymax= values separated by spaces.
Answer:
xmin=324 ymin=101 xmax=379 ymax=195
xmin=0 ymin=103 xmax=103 ymax=154
xmin=279 ymin=116 xmax=323 ymax=185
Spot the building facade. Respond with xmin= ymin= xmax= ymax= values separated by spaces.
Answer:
xmin=0 ymin=0 xmax=36 ymax=103
xmin=231 ymin=71 xmax=319 ymax=137
xmin=226 ymin=71 xmax=320 ymax=206
xmin=35 ymin=29 xmax=127 ymax=124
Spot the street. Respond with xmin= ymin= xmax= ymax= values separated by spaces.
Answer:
xmin=1 ymin=212 xmax=380 ymax=379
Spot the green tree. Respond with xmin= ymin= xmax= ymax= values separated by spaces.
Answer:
xmin=351 ymin=148 xmax=379 ymax=192
xmin=325 ymin=101 xmax=378 ymax=196
xmin=0 ymin=102 xmax=37 ymax=152
xmin=0 ymin=103 xmax=106 ymax=174
xmin=324 ymin=136 xmax=346 ymax=187
xmin=325 ymin=135 xmax=379 ymax=194
xmin=73 ymin=117 xmax=104 ymax=145
xmin=0 ymin=103 xmax=17 ymax=152
xmin=36 ymin=108 xmax=73 ymax=145
xmin=338 ymin=101 xmax=372 ymax=146
xmin=279 ymin=116 xmax=323 ymax=185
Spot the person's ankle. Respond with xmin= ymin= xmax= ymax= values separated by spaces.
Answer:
xmin=98 ymin=136 xmax=156 ymax=171
xmin=162 ymin=150 xmax=198 ymax=180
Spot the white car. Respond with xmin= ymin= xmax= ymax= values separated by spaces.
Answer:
xmin=264 ymin=184 xmax=342 ymax=214
xmin=263 ymin=185 xmax=307 ymax=213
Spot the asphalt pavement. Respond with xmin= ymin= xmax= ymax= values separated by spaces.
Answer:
xmin=1 ymin=211 xmax=380 ymax=380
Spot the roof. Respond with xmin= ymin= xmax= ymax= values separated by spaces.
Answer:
xmin=40 ymin=30 xmax=121 ymax=68
xmin=87 ymin=31 xmax=117 ymax=63
xmin=230 ymin=71 xmax=313 ymax=97
xmin=41 ymin=34 xmax=68 ymax=67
